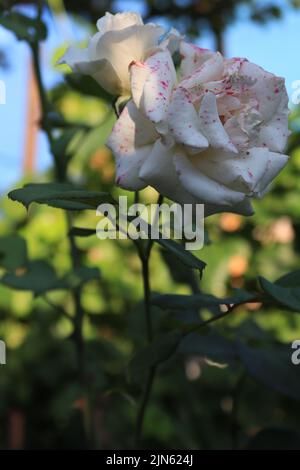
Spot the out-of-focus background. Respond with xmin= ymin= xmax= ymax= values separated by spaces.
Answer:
xmin=1 ymin=0 xmax=300 ymax=450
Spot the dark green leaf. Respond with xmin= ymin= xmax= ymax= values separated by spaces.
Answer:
xmin=69 ymin=227 xmax=96 ymax=237
xmin=235 ymin=319 xmax=270 ymax=341
xmin=1 ymin=260 xmax=66 ymax=295
xmin=65 ymin=73 xmax=112 ymax=101
xmin=0 ymin=12 xmax=47 ymax=42
xmin=129 ymin=331 xmax=182 ymax=382
xmin=51 ymin=128 xmax=79 ymax=159
xmin=276 ymin=269 xmax=300 ymax=288
xmin=245 ymin=427 xmax=300 ymax=450
xmin=155 ymin=238 xmax=206 ymax=273
xmin=64 ymin=267 xmax=100 ymax=289
xmin=46 ymin=112 xmax=90 ymax=131
xmin=238 ymin=342 xmax=300 ymax=400
xmin=152 ymin=289 xmax=255 ymax=311
xmin=0 ymin=235 xmax=27 ymax=270
xmin=259 ymin=276 xmax=300 ymax=312
xmin=1 ymin=260 xmax=100 ymax=295
xmin=8 ymin=183 xmax=115 ymax=211
xmin=179 ymin=331 xmax=237 ymax=365
xmin=160 ymin=248 xmax=199 ymax=286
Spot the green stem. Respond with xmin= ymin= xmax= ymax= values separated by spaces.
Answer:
xmin=43 ymin=295 xmax=72 ymax=321
xmin=231 ymin=372 xmax=246 ymax=450
xmin=135 ymin=245 xmax=154 ymax=448
xmin=183 ymin=298 xmax=262 ymax=337
xmin=134 ymin=193 xmax=164 ymax=448
xmin=135 ymin=366 xmax=156 ymax=449
xmin=141 ymin=255 xmax=153 ymax=343
xmin=67 ymin=212 xmax=85 ymax=380
xmin=29 ymin=3 xmax=85 ymax=380
xmin=30 ymin=42 xmax=64 ymax=182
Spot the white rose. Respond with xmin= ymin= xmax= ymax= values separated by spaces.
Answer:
xmin=59 ymin=11 xmax=180 ymax=97
xmin=108 ymin=41 xmax=289 ymax=216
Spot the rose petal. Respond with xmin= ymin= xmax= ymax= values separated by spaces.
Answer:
xmin=130 ymin=60 xmax=151 ymax=109
xmin=180 ymin=41 xmax=215 ymax=78
xmin=240 ymin=61 xmax=286 ymax=122
xmin=139 ymin=142 xmax=255 ymax=216
xmin=139 ymin=140 xmax=197 ymax=204
xmin=159 ymin=28 xmax=182 ymax=55
xmin=224 ymin=117 xmax=249 ymax=149
xmin=96 ymin=12 xmax=143 ymax=36
xmin=92 ymin=24 xmax=165 ymax=93
xmin=198 ymin=91 xmax=238 ymax=153
xmin=58 ymin=45 xmax=122 ymax=95
xmin=224 ymin=57 xmax=248 ymax=76
xmin=252 ymin=149 xmax=289 ymax=196
xmin=192 ymin=147 xmax=281 ymax=194
xmin=205 ymin=199 xmax=254 ymax=217
xmin=168 ymin=86 xmax=208 ymax=151
xmin=131 ymin=50 xmax=177 ymax=126
xmin=173 ymin=151 xmax=246 ymax=206
xmin=257 ymin=90 xmax=289 ymax=152
xmin=107 ymin=101 xmax=158 ymax=190
xmin=180 ymin=52 xmax=224 ymax=89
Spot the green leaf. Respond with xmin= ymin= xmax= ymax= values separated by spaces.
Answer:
xmin=152 ymin=289 xmax=255 ymax=311
xmin=245 ymin=427 xmax=300 ymax=450
xmin=1 ymin=261 xmax=100 ymax=295
xmin=51 ymin=128 xmax=79 ymax=160
xmin=0 ymin=12 xmax=47 ymax=42
xmin=179 ymin=331 xmax=237 ymax=365
xmin=259 ymin=276 xmax=300 ymax=312
xmin=155 ymin=238 xmax=206 ymax=273
xmin=64 ymin=267 xmax=100 ymax=289
xmin=69 ymin=227 xmax=96 ymax=237
xmin=160 ymin=248 xmax=198 ymax=286
xmin=276 ymin=269 xmax=300 ymax=288
xmin=235 ymin=319 xmax=270 ymax=342
xmin=0 ymin=235 xmax=28 ymax=270
xmin=8 ymin=183 xmax=115 ymax=211
xmin=238 ymin=342 xmax=300 ymax=400
xmin=65 ymin=73 xmax=112 ymax=101
xmin=1 ymin=260 xmax=66 ymax=295
xmin=46 ymin=112 xmax=90 ymax=131
xmin=129 ymin=331 xmax=182 ymax=382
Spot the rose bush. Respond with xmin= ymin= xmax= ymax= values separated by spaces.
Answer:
xmin=108 ymin=40 xmax=289 ymax=216
xmin=59 ymin=11 xmax=179 ymax=97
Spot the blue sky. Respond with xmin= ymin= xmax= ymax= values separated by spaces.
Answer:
xmin=0 ymin=3 xmax=299 ymax=195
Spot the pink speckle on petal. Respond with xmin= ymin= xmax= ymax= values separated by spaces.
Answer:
xmin=160 ymin=80 xmax=169 ymax=90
